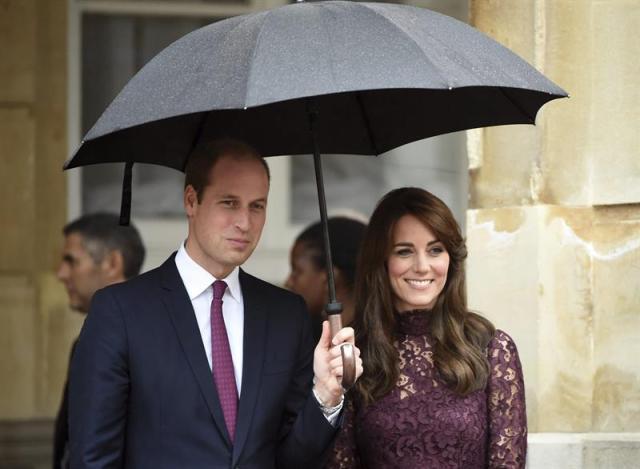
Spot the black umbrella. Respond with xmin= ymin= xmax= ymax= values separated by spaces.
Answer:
xmin=64 ymin=0 xmax=567 ymax=388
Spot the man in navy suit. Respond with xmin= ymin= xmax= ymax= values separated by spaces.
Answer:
xmin=54 ymin=213 xmax=145 ymax=469
xmin=69 ymin=139 xmax=362 ymax=469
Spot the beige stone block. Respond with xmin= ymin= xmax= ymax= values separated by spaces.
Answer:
xmin=528 ymin=433 xmax=640 ymax=469
xmin=590 ymin=2 xmax=640 ymax=205
xmin=467 ymin=206 xmax=542 ymax=429
xmin=590 ymin=208 xmax=640 ymax=431
xmin=540 ymin=1 xmax=593 ymax=206
xmin=468 ymin=1 xmax=555 ymax=209
xmin=538 ymin=207 xmax=594 ymax=431
xmin=469 ymin=0 xmax=639 ymax=208
xmin=0 ymin=0 xmax=36 ymax=103
xmin=527 ymin=433 xmax=584 ymax=469
xmin=469 ymin=125 xmax=542 ymax=209
xmin=583 ymin=434 xmax=640 ymax=469
xmin=0 ymin=108 xmax=36 ymax=271
xmin=467 ymin=205 xmax=594 ymax=432
xmin=470 ymin=0 xmax=535 ymax=64
xmin=543 ymin=1 xmax=640 ymax=206
xmin=0 ymin=275 xmax=37 ymax=419
xmin=33 ymin=0 xmax=68 ymax=273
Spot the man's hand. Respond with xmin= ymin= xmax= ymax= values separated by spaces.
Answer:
xmin=312 ymin=321 xmax=363 ymax=407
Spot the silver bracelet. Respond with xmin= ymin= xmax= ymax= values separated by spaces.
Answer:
xmin=312 ymin=385 xmax=344 ymax=415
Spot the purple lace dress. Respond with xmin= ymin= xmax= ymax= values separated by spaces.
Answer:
xmin=327 ymin=311 xmax=527 ymax=468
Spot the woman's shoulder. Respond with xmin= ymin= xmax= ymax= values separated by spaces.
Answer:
xmin=487 ymin=328 xmax=522 ymax=364
xmin=490 ymin=328 xmax=517 ymax=346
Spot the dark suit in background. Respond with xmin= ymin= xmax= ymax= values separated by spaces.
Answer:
xmin=53 ymin=213 xmax=145 ymax=469
xmin=53 ymin=341 xmax=76 ymax=469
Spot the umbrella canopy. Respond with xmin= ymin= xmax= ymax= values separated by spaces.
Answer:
xmin=64 ymin=0 xmax=567 ymax=389
xmin=65 ymin=0 xmax=566 ymax=170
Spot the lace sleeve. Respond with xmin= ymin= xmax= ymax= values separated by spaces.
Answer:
xmin=324 ymin=396 xmax=361 ymax=469
xmin=486 ymin=330 xmax=527 ymax=469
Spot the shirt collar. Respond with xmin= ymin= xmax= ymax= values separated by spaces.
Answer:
xmin=175 ymin=242 xmax=242 ymax=304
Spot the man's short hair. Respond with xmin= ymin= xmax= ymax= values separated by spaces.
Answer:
xmin=63 ymin=213 xmax=146 ymax=279
xmin=184 ymin=138 xmax=270 ymax=202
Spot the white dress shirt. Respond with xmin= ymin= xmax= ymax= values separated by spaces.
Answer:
xmin=175 ymin=243 xmax=244 ymax=394
xmin=174 ymin=242 xmax=342 ymax=423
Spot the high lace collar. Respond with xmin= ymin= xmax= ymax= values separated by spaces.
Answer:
xmin=394 ymin=309 xmax=431 ymax=336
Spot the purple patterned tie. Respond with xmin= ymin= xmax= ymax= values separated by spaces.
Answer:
xmin=210 ymin=280 xmax=238 ymax=442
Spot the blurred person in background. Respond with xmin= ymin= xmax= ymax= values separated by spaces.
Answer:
xmin=326 ymin=187 xmax=527 ymax=469
xmin=54 ymin=213 xmax=145 ymax=469
xmin=286 ymin=216 xmax=367 ymax=344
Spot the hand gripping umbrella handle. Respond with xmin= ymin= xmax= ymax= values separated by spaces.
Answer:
xmin=328 ymin=313 xmax=356 ymax=390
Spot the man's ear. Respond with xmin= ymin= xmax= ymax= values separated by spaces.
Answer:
xmin=103 ymin=250 xmax=126 ymax=282
xmin=184 ymin=185 xmax=198 ymax=217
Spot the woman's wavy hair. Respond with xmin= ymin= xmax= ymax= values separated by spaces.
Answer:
xmin=353 ymin=187 xmax=495 ymax=404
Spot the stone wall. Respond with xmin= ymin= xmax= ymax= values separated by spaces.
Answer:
xmin=468 ymin=0 xmax=640 ymax=466
xmin=0 ymin=0 xmax=73 ymax=465
xmin=0 ymin=0 xmax=74 ymax=469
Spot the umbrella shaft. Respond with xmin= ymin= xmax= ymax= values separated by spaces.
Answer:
xmin=312 ymin=151 xmax=338 ymax=304
xmin=308 ymin=104 xmax=342 ymax=316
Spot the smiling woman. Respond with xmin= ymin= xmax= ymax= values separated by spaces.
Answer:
xmin=387 ymin=214 xmax=450 ymax=312
xmin=326 ymin=187 xmax=528 ymax=469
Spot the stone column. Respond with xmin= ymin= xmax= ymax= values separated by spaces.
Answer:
xmin=467 ymin=0 xmax=640 ymax=466
xmin=0 ymin=0 xmax=76 ymax=465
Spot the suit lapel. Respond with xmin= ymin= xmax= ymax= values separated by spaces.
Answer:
xmin=159 ymin=255 xmax=232 ymax=447
xmin=232 ymin=270 xmax=268 ymax=464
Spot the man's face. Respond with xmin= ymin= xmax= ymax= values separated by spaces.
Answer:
xmin=184 ymin=154 xmax=269 ymax=278
xmin=56 ymin=233 xmax=111 ymax=313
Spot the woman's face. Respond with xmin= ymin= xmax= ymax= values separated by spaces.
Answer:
xmin=387 ymin=214 xmax=450 ymax=312
xmin=285 ymin=241 xmax=327 ymax=316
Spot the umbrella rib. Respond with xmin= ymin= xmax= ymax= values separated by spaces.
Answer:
xmin=360 ymin=4 xmax=451 ymax=87
xmin=355 ymin=92 xmax=380 ymax=155
xmin=361 ymin=4 xmax=517 ymax=89
xmin=498 ymin=87 xmax=536 ymax=123
xmin=243 ymin=11 xmax=272 ymax=108
xmin=319 ymin=4 xmax=341 ymax=93
xmin=183 ymin=112 xmax=210 ymax=171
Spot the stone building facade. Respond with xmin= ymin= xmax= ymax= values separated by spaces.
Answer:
xmin=0 ymin=0 xmax=638 ymax=467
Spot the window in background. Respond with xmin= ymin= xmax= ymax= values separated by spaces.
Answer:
xmin=81 ymin=14 xmax=211 ymax=217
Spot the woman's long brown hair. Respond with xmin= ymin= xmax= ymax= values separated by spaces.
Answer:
xmin=354 ymin=188 xmax=495 ymax=405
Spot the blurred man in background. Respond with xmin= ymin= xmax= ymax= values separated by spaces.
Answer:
xmin=53 ymin=213 xmax=145 ymax=469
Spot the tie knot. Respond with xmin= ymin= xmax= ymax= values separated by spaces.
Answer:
xmin=213 ymin=280 xmax=227 ymax=300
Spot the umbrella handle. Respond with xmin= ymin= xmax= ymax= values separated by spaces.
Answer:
xmin=328 ymin=313 xmax=357 ymax=390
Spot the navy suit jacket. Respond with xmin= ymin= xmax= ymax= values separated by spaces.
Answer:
xmin=68 ymin=255 xmax=338 ymax=468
